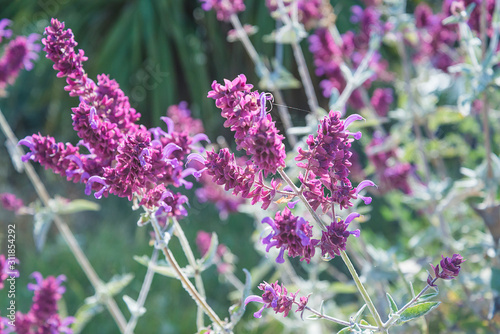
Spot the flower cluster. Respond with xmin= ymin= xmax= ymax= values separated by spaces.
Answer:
xmin=411 ymin=3 xmax=459 ymax=71
xmin=366 ymin=133 xmax=413 ymax=194
xmin=262 ymin=208 xmax=318 ymax=264
xmin=207 ymin=74 xmax=286 ymax=176
xmin=7 ymin=272 xmax=74 ymax=334
xmin=200 ymin=0 xmax=245 ymax=21
xmin=427 ymin=254 xmax=465 ymax=286
xmin=0 ymin=192 xmax=24 ymax=213
xmin=320 ymin=213 xmax=361 ymax=259
xmin=308 ymin=5 xmax=392 ymax=109
xmin=0 ymin=18 xmax=40 ymax=95
xmin=244 ymin=281 xmax=309 ymax=318
xmin=19 ymin=19 xmax=208 ymax=220
xmin=296 ymin=111 xmax=375 ymax=212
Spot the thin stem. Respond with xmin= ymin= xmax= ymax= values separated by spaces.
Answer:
xmin=150 ymin=215 xmax=226 ymax=331
xmin=383 ymin=279 xmax=437 ymax=328
xmin=0 ymin=108 xmax=127 ymax=333
xmin=229 ymin=14 xmax=297 ymax=147
xmin=340 ymin=250 xmax=384 ymax=330
xmin=303 ymin=306 xmax=378 ymax=330
xmin=277 ymin=167 xmax=327 ymax=231
xmin=124 ymin=249 xmax=159 ymax=334
xmin=172 ymin=217 xmax=206 ymax=330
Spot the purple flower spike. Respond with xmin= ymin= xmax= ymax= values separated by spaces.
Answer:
xmin=245 ymin=281 xmax=310 ymax=318
xmin=320 ymin=215 xmax=361 ymax=259
xmin=427 ymin=253 xmax=465 ymax=286
xmin=261 ymin=208 xmax=318 ymax=264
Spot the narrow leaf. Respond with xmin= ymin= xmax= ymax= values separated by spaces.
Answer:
xmin=386 ymin=293 xmax=398 ymax=313
xmin=398 ymin=301 xmax=440 ymax=324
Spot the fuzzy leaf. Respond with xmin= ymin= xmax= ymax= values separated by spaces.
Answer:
xmin=353 ymin=304 xmax=367 ymax=323
xmin=229 ymin=269 xmax=252 ymax=326
xmin=386 ymin=293 xmax=398 ymax=313
xmin=397 ymin=301 xmax=440 ymax=324
xmin=56 ymin=199 xmax=100 ymax=215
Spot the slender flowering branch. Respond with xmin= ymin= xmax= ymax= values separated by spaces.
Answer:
xmin=149 ymin=214 xmax=227 ymax=331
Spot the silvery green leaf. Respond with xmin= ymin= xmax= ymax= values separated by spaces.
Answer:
xmin=457 ymin=95 xmax=472 ymax=116
xmin=353 ymin=304 xmax=367 ymax=323
xmin=263 ymin=22 xmax=306 ymax=44
xmin=387 ymin=293 xmax=399 ymax=313
xmin=33 ymin=208 xmax=54 ymax=251
xmin=134 ymin=255 xmax=180 ymax=278
xmin=56 ymin=199 xmax=100 ymax=215
xmin=328 ymin=88 xmax=340 ymax=110
xmin=229 ymin=269 xmax=252 ymax=326
xmin=71 ymin=302 xmax=104 ymax=334
xmin=103 ymin=273 xmax=134 ymax=297
xmin=418 ymin=292 xmax=439 ymax=302
xmin=396 ymin=302 xmax=441 ymax=324
xmin=199 ymin=232 xmax=218 ymax=270
xmin=123 ymin=295 xmax=146 ymax=317
xmin=442 ymin=15 xmax=460 ymax=25
xmin=5 ymin=138 xmax=24 ymax=172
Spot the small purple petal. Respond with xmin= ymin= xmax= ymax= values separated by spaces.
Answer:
xmin=89 ymin=107 xmax=99 ymax=129
xmin=276 ymin=247 xmax=286 ymax=264
xmin=345 ymin=212 xmax=361 ymax=226
xmin=287 ymin=198 xmax=300 ymax=209
xmin=244 ymin=295 xmax=264 ymax=306
xmin=162 ymin=143 xmax=182 ymax=160
xmin=344 ymin=114 xmax=364 ymax=129
xmin=160 ymin=116 xmax=175 ymax=134
xmin=191 ymin=133 xmax=211 ymax=145
xmin=350 ymin=229 xmax=361 ymax=237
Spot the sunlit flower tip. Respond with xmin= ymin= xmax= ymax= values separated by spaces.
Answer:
xmin=149 ymin=127 xmax=169 ymax=141
xmin=160 ymin=116 xmax=175 ymax=134
xmin=162 ymin=143 xmax=182 ymax=160
xmin=84 ymin=175 xmax=108 ymax=199
xmin=191 ymin=133 xmax=210 ymax=145
xmin=259 ymin=92 xmax=274 ymax=118
xmin=186 ymin=153 xmax=206 ymax=165
xmin=283 ymin=185 xmax=293 ymax=192
xmin=88 ymin=107 xmax=99 ymax=129
xmin=139 ymin=148 xmax=151 ymax=168
xmin=343 ymin=114 xmax=364 ymax=129
xmin=355 ymin=180 xmax=376 ymax=204
xmin=287 ymin=199 xmax=300 ymax=209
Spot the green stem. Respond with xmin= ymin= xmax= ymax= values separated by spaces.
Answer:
xmin=340 ymin=250 xmax=384 ymax=330
xmin=172 ymin=217 xmax=206 ymax=330
xmin=150 ymin=216 xmax=226 ymax=331
xmin=277 ymin=167 xmax=327 ymax=231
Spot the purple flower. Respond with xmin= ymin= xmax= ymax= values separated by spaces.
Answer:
xmin=166 ymin=102 xmax=205 ymax=135
xmin=208 ymin=75 xmax=286 ymax=175
xmin=200 ymin=0 xmax=246 ymax=21
xmin=366 ymin=134 xmax=412 ymax=194
xmin=427 ymin=254 xmax=465 ymax=286
xmin=320 ymin=213 xmax=361 ymax=259
xmin=371 ymin=88 xmax=393 ymax=117
xmin=10 ymin=272 xmax=74 ymax=334
xmin=0 ymin=193 xmax=24 ymax=213
xmin=0 ymin=19 xmax=12 ymax=42
xmin=0 ymin=254 xmax=19 ymax=290
xmin=262 ymin=208 xmax=319 ymax=264
xmin=0 ymin=34 xmax=40 ymax=93
xmin=244 ymin=281 xmax=309 ymax=318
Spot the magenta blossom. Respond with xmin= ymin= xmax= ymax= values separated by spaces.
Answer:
xmin=245 ymin=281 xmax=309 ymax=318
xmin=0 ymin=34 xmax=40 ymax=93
xmin=200 ymin=0 xmax=245 ymax=21
xmin=262 ymin=208 xmax=319 ymax=264
xmin=320 ymin=213 xmax=361 ymax=259
xmin=0 ymin=193 xmax=24 ymax=212
xmin=427 ymin=254 xmax=465 ymax=286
